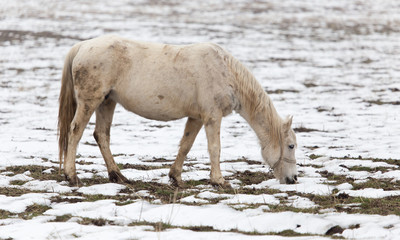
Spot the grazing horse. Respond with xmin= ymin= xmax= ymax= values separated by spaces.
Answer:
xmin=58 ymin=35 xmax=298 ymax=188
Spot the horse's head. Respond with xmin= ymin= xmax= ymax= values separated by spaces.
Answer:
xmin=261 ymin=116 xmax=298 ymax=184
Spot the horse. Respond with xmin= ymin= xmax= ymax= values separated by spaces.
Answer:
xmin=58 ymin=35 xmax=298 ymax=188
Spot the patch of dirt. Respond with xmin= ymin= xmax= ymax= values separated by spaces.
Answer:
xmin=51 ymin=214 xmax=73 ymax=222
xmin=303 ymin=82 xmax=318 ymax=88
xmin=265 ymin=89 xmax=300 ymax=94
xmin=78 ymin=217 xmax=115 ymax=226
xmin=325 ymin=225 xmax=344 ymax=235
xmin=142 ymin=157 xmax=174 ymax=163
xmin=0 ymin=187 xmax=39 ymax=197
xmin=80 ymin=176 xmax=111 ymax=185
xmin=149 ymin=124 xmax=171 ymax=128
xmin=119 ymin=163 xmax=168 ymax=170
xmin=19 ymin=204 xmax=51 ymax=220
xmin=223 ymin=157 xmax=263 ymax=165
xmin=352 ymin=178 xmax=400 ymax=191
xmin=365 ymin=100 xmax=400 ymax=106
xmin=293 ymin=127 xmax=321 ymax=133
xmin=51 ymin=196 xmax=84 ymax=204
xmin=316 ymin=106 xmax=334 ymax=112
xmin=5 ymin=166 xmax=63 ymax=182
xmin=0 ymin=209 xmax=13 ymax=219
xmin=233 ymin=170 xmax=274 ymax=185
xmin=304 ymin=145 xmax=320 ymax=150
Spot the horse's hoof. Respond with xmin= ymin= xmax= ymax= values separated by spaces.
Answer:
xmin=109 ymin=171 xmax=131 ymax=184
xmin=169 ymin=176 xmax=185 ymax=189
xmin=211 ymin=180 xmax=232 ymax=189
xmin=65 ymin=174 xmax=82 ymax=187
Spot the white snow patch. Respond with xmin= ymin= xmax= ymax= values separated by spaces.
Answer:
xmin=42 ymin=168 xmax=54 ymax=174
xmin=249 ymin=178 xmax=336 ymax=195
xmin=180 ymin=195 xmax=209 ymax=204
xmin=0 ymin=193 xmax=56 ymax=213
xmin=23 ymin=180 xmax=72 ymax=193
xmin=336 ymin=183 xmax=353 ymax=191
xmin=45 ymin=200 xmax=337 ymax=235
xmin=0 ymin=218 xmax=330 ymax=240
xmin=286 ymin=196 xmax=318 ymax=209
xmin=221 ymin=194 xmax=280 ymax=205
xmin=273 ymin=193 xmax=289 ymax=198
xmin=374 ymin=170 xmax=400 ymax=182
xmin=0 ymin=173 xmax=34 ymax=187
xmin=338 ymin=188 xmax=400 ymax=198
xmin=197 ymin=191 xmax=231 ymax=200
xmin=120 ymin=168 xmax=170 ymax=182
xmin=77 ymin=183 xmax=126 ymax=196
xmin=313 ymin=158 xmax=398 ymax=181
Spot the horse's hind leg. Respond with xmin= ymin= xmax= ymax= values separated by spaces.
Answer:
xmin=94 ymin=98 xmax=130 ymax=184
xmin=169 ymin=117 xmax=202 ymax=187
xmin=64 ymin=101 xmax=98 ymax=186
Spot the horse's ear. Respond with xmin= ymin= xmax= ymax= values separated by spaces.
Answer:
xmin=283 ymin=115 xmax=293 ymax=131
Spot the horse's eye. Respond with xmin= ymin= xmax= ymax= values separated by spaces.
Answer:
xmin=289 ymin=144 xmax=295 ymax=149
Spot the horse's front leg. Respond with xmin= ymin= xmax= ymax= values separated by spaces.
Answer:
xmin=169 ymin=117 xmax=203 ymax=188
xmin=204 ymin=115 xmax=231 ymax=188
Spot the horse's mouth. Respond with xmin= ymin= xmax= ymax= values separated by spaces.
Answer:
xmin=285 ymin=175 xmax=298 ymax=184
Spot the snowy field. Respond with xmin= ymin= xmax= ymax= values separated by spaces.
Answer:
xmin=1 ymin=0 xmax=400 ymax=239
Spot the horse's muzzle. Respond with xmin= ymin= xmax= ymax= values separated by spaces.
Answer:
xmin=285 ymin=175 xmax=298 ymax=184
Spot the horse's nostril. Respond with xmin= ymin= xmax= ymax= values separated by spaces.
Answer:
xmin=294 ymin=175 xmax=298 ymax=181
xmin=285 ymin=177 xmax=295 ymax=184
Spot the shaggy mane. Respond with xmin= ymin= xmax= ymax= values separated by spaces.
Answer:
xmin=224 ymin=53 xmax=282 ymax=147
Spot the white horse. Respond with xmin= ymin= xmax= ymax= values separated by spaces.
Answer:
xmin=58 ymin=35 xmax=298 ymax=188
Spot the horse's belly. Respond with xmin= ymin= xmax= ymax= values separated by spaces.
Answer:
xmin=128 ymin=105 xmax=187 ymax=121
xmin=110 ymin=92 xmax=189 ymax=121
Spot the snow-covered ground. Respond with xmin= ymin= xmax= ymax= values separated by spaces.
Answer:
xmin=0 ymin=0 xmax=399 ymax=239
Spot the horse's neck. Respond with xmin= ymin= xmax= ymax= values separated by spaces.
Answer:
xmin=225 ymin=53 xmax=282 ymax=147
xmin=239 ymin=96 xmax=282 ymax=147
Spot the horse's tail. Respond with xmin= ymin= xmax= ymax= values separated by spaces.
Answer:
xmin=58 ymin=44 xmax=81 ymax=173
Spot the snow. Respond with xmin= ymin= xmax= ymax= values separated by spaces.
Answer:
xmin=336 ymin=183 xmax=353 ymax=191
xmin=0 ymin=219 xmax=330 ymax=240
xmin=286 ymin=196 xmax=318 ymax=209
xmin=23 ymin=180 xmax=73 ymax=193
xmin=248 ymin=178 xmax=337 ymax=195
xmin=0 ymin=173 xmax=33 ymax=186
xmin=40 ymin=199 xmax=400 ymax=238
xmin=313 ymin=157 xmax=399 ymax=180
xmin=327 ymin=214 xmax=400 ymax=240
xmin=43 ymin=200 xmax=335 ymax=234
xmin=1 ymin=0 xmax=400 ymax=239
xmin=197 ymin=191 xmax=232 ymax=200
xmin=220 ymin=194 xmax=280 ymax=205
xmin=179 ymin=195 xmax=210 ymax=204
xmin=0 ymin=193 xmax=55 ymax=213
xmin=374 ymin=170 xmax=400 ymax=182
xmin=77 ymin=183 xmax=126 ymax=196
xmin=338 ymin=188 xmax=400 ymax=198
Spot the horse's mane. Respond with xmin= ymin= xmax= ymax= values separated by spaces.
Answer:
xmin=224 ymin=52 xmax=282 ymax=147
